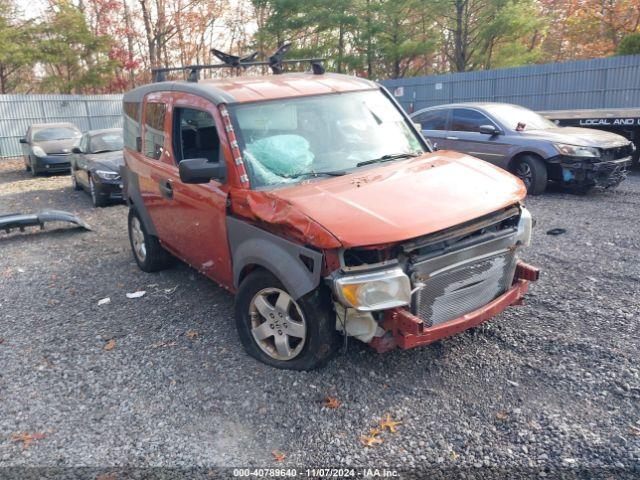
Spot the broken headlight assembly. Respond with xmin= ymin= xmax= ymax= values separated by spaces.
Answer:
xmin=554 ymin=143 xmax=600 ymax=158
xmin=516 ymin=206 xmax=533 ymax=247
xmin=32 ymin=146 xmax=46 ymax=158
xmin=334 ymin=266 xmax=411 ymax=311
xmin=95 ymin=170 xmax=120 ymax=180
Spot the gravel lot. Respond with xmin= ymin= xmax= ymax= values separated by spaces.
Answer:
xmin=0 ymin=157 xmax=639 ymax=478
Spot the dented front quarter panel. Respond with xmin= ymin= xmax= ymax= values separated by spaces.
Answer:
xmin=229 ymin=189 xmax=342 ymax=249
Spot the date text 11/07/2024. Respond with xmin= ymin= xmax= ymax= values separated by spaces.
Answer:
xmin=232 ymin=468 xmax=400 ymax=477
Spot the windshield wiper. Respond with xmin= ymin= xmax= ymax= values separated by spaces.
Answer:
xmin=283 ymin=170 xmax=347 ymax=179
xmin=91 ymin=149 xmax=114 ymax=154
xmin=356 ymin=152 xmax=419 ymax=167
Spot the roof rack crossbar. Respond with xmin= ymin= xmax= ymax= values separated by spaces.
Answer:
xmin=151 ymin=43 xmax=325 ymax=82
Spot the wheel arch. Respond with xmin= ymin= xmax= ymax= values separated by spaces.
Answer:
xmin=508 ymin=151 xmax=547 ymax=172
xmin=227 ymin=216 xmax=324 ymax=300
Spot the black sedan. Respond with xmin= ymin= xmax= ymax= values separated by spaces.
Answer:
xmin=20 ymin=122 xmax=82 ymax=176
xmin=70 ymin=128 xmax=124 ymax=207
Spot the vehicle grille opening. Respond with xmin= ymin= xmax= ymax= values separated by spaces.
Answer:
xmin=413 ymin=251 xmax=517 ymax=328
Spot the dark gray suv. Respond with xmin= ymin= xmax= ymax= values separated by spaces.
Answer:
xmin=411 ymin=103 xmax=634 ymax=194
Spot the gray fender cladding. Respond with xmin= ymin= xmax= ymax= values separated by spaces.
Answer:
xmin=121 ymin=164 xmax=158 ymax=236
xmin=227 ymin=216 xmax=324 ymax=300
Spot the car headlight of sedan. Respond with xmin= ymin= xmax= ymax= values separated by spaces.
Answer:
xmin=334 ymin=266 xmax=411 ymax=311
xmin=516 ymin=206 xmax=533 ymax=247
xmin=95 ymin=169 xmax=120 ymax=180
xmin=554 ymin=143 xmax=600 ymax=158
xmin=32 ymin=146 xmax=46 ymax=158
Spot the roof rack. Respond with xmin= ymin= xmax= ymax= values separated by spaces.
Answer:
xmin=151 ymin=42 xmax=326 ymax=83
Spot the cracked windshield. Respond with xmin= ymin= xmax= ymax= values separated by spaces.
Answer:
xmin=232 ymin=90 xmax=424 ymax=188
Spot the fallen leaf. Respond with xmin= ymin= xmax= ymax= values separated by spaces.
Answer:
xmin=104 ymin=339 xmax=116 ymax=351
xmin=272 ymin=450 xmax=285 ymax=461
xmin=496 ymin=411 xmax=509 ymax=421
xmin=379 ymin=414 xmax=402 ymax=433
xmin=126 ymin=290 xmax=146 ymax=299
xmin=450 ymin=450 xmax=459 ymax=460
xmin=369 ymin=427 xmax=382 ymax=437
xmin=360 ymin=435 xmax=383 ymax=447
xmin=0 ymin=338 xmax=4 ymax=345
xmin=323 ymin=396 xmax=341 ymax=409
xmin=630 ymin=425 xmax=640 ymax=436
xmin=97 ymin=297 xmax=111 ymax=306
xmin=11 ymin=432 xmax=46 ymax=449
xmin=186 ymin=329 xmax=199 ymax=339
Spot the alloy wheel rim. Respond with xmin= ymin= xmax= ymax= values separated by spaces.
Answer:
xmin=130 ymin=216 xmax=146 ymax=261
xmin=516 ymin=162 xmax=532 ymax=188
xmin=249 ymin=288 xmax=307 ymax=361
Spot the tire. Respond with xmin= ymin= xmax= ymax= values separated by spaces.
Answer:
xmin=25 ymin=161 xmax=31 ymax=172
xmin=511 ymin=155 xmax=547 ymax=195
xmin=234 ymin=269 xmax=339 ymax=370
xmin=30 ymin=158 xmax=38 ymax=177
xmin=127 ymin=207 xmax=173 ymax=272
xmin=89 ymin=176 xmax=108 ymax=207
xmin=71 ymin=170 xmax=82 ymax=191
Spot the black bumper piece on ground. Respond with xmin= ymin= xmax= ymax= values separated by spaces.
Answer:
xmin=0 ymin=210 xmax=91 ymax=234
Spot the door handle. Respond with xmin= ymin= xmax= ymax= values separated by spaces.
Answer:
xmin=445 ymin=136 xmax=459 ymax=140
xmin=158 ymin=179 xmax=173 ymax=199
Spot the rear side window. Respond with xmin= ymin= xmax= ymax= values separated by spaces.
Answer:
xmin=414 ymin=110 xmax=448 ymax=130
xmin=143 ymin=102 xmax=167 ymax=160
xmin=451 ymin=108 xmax=493 ymax=132
xmin=123 ymin=101 xmax=141 ymax=151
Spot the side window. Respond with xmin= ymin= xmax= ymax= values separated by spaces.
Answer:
xmin=123 ymin=101 xmax=141 ymax=151
xmin=143 ymin=102 xmax=167 ymax=160
xmin=451 ymin=108 xmax=493 ymax=133
xmin=173 ymin=107 xmax=220 ymax=165
xmin=415 ymin=110 xmax=448 ymax=130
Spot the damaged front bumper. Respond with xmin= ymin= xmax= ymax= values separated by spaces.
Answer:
xmin=369 ymin=261 xmax=539 ymax=353
xmin=555 ymin=156 xmax=632 ymax=189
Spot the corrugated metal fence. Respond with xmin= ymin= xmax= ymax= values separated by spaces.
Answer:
xmin=0 ymin=94 xmax=123 ymax=158
xmin=380 ymin=55 xmax=640 ymax=113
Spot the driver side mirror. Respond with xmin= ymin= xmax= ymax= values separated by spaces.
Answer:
xmin=479 ymin=124 xmax=500 ymax=135
xmin=19 ymin=138 xmax=27 ymax=144
xmin=179 ymin=158 xmax=222 ymax=184
xmin=72 ymin=146 xmax=83 ymax=154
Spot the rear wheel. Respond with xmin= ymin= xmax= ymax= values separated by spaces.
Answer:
xmin=512 ymin=155 xmax=547 ymax=195
xmin=127 ymin=208 xmax=172 ymax=272
xmin=234 ymin=269 xmax=339 ymax=370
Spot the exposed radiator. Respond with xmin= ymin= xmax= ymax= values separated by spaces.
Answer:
xmin=411 ymin=250 xmax=517 ymax=328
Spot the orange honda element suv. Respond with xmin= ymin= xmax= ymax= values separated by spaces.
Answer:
xmin=121 ymin=62 xmax=538 ymax=370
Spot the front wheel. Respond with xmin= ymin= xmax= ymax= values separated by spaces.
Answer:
xmin=512 ymin=155 xmax=547 ymax=195
xmin=89 ymin=176 xmax=108 ymax=207
xmin=30 ymin=158 xmax=38 ymax=177
xmin=71 ymin=170 xmax=82 ymax=191
xmin=127 ymin=208 xmax=173 ymax=272
xmin=234 ymin=270 xmax=339 ymax=370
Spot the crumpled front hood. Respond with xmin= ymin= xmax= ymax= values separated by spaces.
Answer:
xmin=267 ymin=151 xmax=526 ymax=247
xmin=34 ymin=139 xmax=78 ymax=155
xmin=523 ymin=127 xmax=629 ymax=148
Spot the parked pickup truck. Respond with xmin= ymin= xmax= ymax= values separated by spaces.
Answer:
xmin=121 ymin=70 xmax=538 ymax=370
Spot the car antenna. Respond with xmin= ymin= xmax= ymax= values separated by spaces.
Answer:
xmin=151 ymin=43 xmax=326 ymax=82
